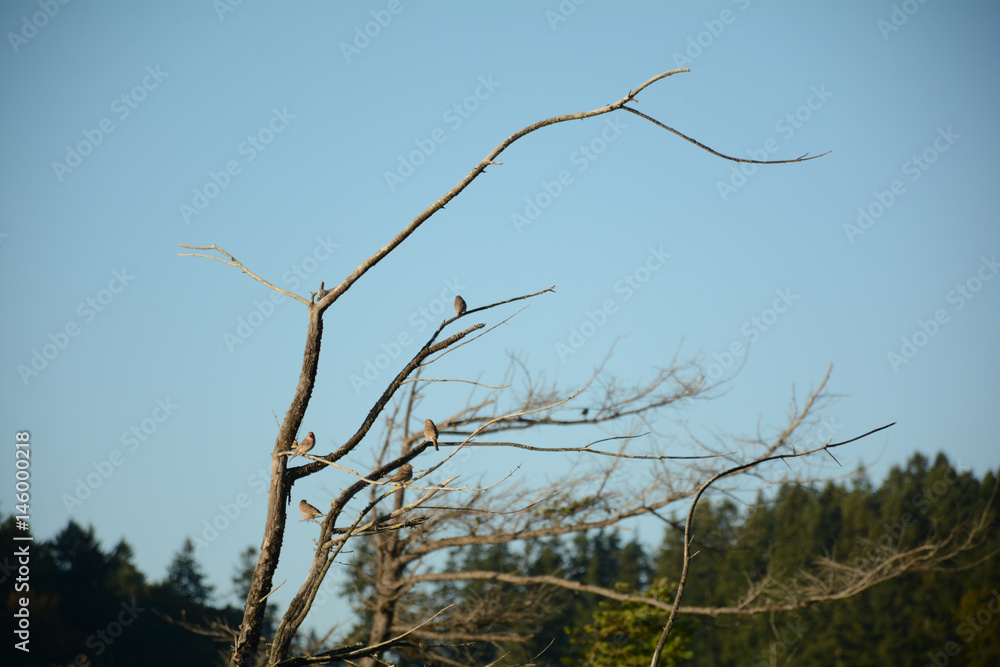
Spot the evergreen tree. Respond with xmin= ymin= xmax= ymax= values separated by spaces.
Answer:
xmin=564 ymin=577 xmax=693 ymax=666
xmin=164 ymin=537 xmax=214 ymax=605
xmin=649 ymin=454 xmax=999 ymax=666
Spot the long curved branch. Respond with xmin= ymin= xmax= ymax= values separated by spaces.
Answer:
xmin=312 ymin=70 xmax=702 ymax=314
xmin=648 ymin=422 xmax=895 ymax=666
xmin=400 ymin=509 xmax=990 ymax=627
xmin=622 ymin=106 xmax=831 ymax=165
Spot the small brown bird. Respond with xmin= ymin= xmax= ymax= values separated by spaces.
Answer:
xmin=454 ymin=295 xmax=467 ymax=316
xmin=423 ymin=419 xmax=439 ymax=451
xmin=388 ymin=463 xmax=413 ymax=484
xmin=299 ymin=499 xmax=324 ymax=521
xmin=290 ymin=432 xmax=316 ymax=460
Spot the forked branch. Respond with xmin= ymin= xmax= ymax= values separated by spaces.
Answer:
xmin=177 ymin=244 xmax=310 ymax=305
xmin=201 ymin=67 xmax=836 ymax=666
xmin=648 ymin=422 xmax=896 ymax=666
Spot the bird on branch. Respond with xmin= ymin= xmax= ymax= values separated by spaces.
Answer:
xmin=290 ymin=432 xmax=316 ymax=460
xmin=423 ymin=419 xmax=439 ymax=451
xmin=299 ymin=499 xmax=324 ymax=522
xmin=454 ymin=294 xmax=467 ymax=316
xmin=387 ymin=464 xmax=413 ymax=485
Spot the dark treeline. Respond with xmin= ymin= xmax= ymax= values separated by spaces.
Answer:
xmin=0 ymin=522 xmax=276 ymax=666
xmin=4 ymin=452 xmax=997 ymax=666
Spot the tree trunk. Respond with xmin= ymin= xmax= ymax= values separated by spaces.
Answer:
xmin=231 ymin=306 xmax=324 ymax=666
xmin=361 ymin=497 xmax=406 ymax=665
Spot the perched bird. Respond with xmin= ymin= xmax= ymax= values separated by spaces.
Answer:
xmin=423 ymin=419 xmax=439 ymax=451
xmin=388 ymin=463 xmax=413 ymax=485
xmin=299 ymin=499 xmax=324 ymax=521
xmin=290 ymin=432 xmax=316 ymax=460
xmin=454 ymin=295 xmax=467 ymax=316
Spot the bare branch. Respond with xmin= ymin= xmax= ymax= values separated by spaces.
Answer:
xmin=311 ymin=74 xmax=702 ymax=314
xmin=649 ymin=421 xmax=896 ymax=665
xmin=443 ymin=439 xmax=734 ymax=460
xmin=177 ymin=244 xmax=310 ymax=305
xmin=213 ymin=65 xmax=845 ymax=666
xmin=622 ymin=106 xmax=831 ymax=165
xmin=272 ymin=604 xmax=456 ymax=666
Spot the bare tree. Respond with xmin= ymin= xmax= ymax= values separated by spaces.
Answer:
xmin=338 ymin=362 xmax=992 ymax=666
xmin=178 ymin=68 xmax=937 ymax=667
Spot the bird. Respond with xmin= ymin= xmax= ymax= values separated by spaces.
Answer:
xmin=299 ymin=499 xmax=324 ymax=521
xmin=454 ymin=295 xmax=467 ymax=316
xmin=290 ymin=432 xmax=316 ymax=460
xmin=423 ymin=419 xmax=439 ymax=451
xmin=387 ymin=463 xmax=413 ymax=485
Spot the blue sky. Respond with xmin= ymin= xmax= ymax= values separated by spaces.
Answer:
xmin=2 ymin=0 xmax=998 ymax=633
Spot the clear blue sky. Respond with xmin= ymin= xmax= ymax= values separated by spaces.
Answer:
xmin=2 ymin=0 xmax=998 ymax=630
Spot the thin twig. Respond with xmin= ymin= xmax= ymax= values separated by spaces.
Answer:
xmin=622 ymin=106 xmax=831 ymax=165
xmin=648 ymin=422 xmax=895 ymax=665
xmin=177 ymin=244 xmax=310 ymax=305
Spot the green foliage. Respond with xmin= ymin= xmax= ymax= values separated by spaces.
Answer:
xmin=334 ymin=452 xmax=997 ymax=665
xmin=655 ymin=453 xmax=1000 ymax=666
xmin=563 ymin=577 xmax=693 ymax=666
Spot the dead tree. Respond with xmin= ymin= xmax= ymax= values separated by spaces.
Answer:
xmin=180 ymin=68 xmax=847 ymax=667
xmin=338 ymin=359 xmax=987 ymax=666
